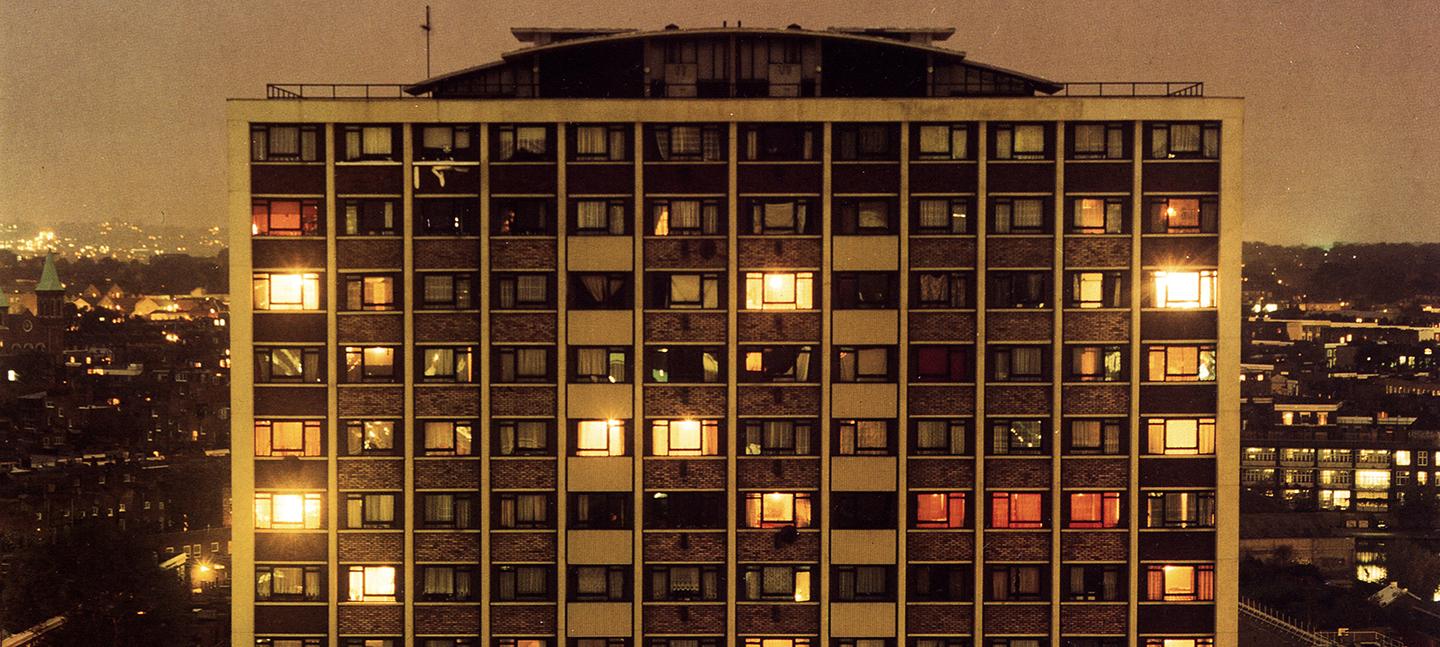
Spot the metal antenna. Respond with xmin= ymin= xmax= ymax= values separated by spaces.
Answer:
xmin=421 ymin=5 xmax=433 ymax=78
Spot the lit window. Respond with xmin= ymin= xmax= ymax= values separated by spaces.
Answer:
xmin=1355 ymin=469 xmax=1390 ymax=490
xmin=743 ymin=492 xmax=813 ymax=528
xmin=1396 ymin=450 xmax=1413 ymax=466
xmin=1070 ymin=197 xmax=1125 ymax=234
xmin=1067 ymin=419 xmax=1124 ymax=455
xmin=255 ymin=492 xmax=323 ymax=529
xmin=346 ymin=565 xmax=397 ymax=602
xmin=252 ymin=199 xmax=322 ymax=237
xmin=740 ymin=565 xmax=814 ymax=602
xmin=1145 ymin=418 xmax=1216 ymax=455
xmin=650 ymin=419 xmax=720 ymax=456
xmin=1068 ymin=345 xmax=1125 ymax=382
xmin=1069 ymin=271 xmax=1126 ymax=308
xmin=994 ymin=123 xmax=1047 ymax=160
xmin=1144 ymin=564 xmax=1214 ymax=601
xmin=254 ymin=420 xmax=323 ymax=457
xmin=343 ymin=275 xmax=397 ymax=311
xmin=650 ymin=198 xmax=723 ymax=236
xmin=344 ymin=346 xmax=398 ymax=383
xmin=574 ymin=420 xmax=627 ymax=457
xmin=422 ymin=420 xmax=474 ymax=457
xmin=1144 ymin=639 xmax=1216 ymax=647
xmin=1146 ymin=345 xmax=1217 ymax=382
xmin=253 ymin=273 xmax=321 ymax=311
xmin=916 ymin=123 xmax=970 ymax=160
xmin=913 ymin=492 xmax=967 ymax=528
xmin=990 ymin=492 xmax=1045 ymax=529
xmin=1067 ymin=492 xmax=1123 ymax=528
xmin=744 ymin=272 xmax=814 ymax=310
xmin=1152 ymin=270 xmax=1217 ymax=308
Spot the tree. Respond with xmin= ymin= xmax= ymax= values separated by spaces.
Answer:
xmin=1385 ymin=539 xmax=1440 ymax=601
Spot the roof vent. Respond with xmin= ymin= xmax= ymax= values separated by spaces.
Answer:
xmin=786 ymin=23 xmax=803 ymax=30
xmin=664 ymin=23 xmax=680 ymax=30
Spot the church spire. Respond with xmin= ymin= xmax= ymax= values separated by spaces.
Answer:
xmin=36 ymin=252 xmax=63 ymax=293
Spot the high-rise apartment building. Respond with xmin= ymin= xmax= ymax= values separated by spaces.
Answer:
xmin=231 ymin=25 xmax=1240 ymax=647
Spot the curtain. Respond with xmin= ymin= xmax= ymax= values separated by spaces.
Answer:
xmin=995 ymin=129 xmax=1013 ymax=160
xmin=856 ymin=567 xmax=886 ymax=596
xmin=423 ymin=276 xmax=453 ymax=304
xmin=497 ymin=279 xmax=517 ymax=308
xmin=517 ymin=567 xmax=546 ymax=595
xmin=793 ymin=348 xmax=812 ymax=382
xmin=701 ymin=128 xmax=722 ymax=160
xmin=763 ymin=421 xmax=794 ymax=454
xmin=346 ymin=498 xmax=364 ymax=528
xmin=575 ymin=567 xmax=607 ymax=595
xmin=1014 ymin=348 xmax=1042 ymax=376
xmin=517 ymin=348 xmax=547 ymax=378
xmin=918 ymin=273 xmax=948 ymax=305
xmin=1071 ymin=493 xmax=1102 ymax=523
xmin=269 ymin=126 xmax=300 ymax=157
xmin=763 ymin=202 xmax=794 ymax=231
xmin=762 ymin=567 xmax=792 ymax=596
xmin=422 ymin=127 xmax=453 ymax=150
xmin=365 ymin=494 xmax=394 ymax=523
xmin=669 ymin=275 xmax=701 ymax=305
xmin=608 ymin=129 xmax=627 ymax=161
xmin=918 ymin=125 xmax=949 ymax=155
xmin=516 ymin=275 xmax=547 ymax=305
xmin=362 ymin=127 xmax=391 ymax=156
xmin=579 ymin=275 xmax=609 ymax=304
xmin=1072 ymin=420 xmax=1102 ymax=449
xmin=858 ymin=201 xmax=888 ymax=229
xmin=1146 ymin=567 xmax=1166 ymax=600
xmin=576 ymin=126 xmax=607 ymax=157
xmin=837 ymin=351 xmax=858 ymax=382
xmin=915 ymin=421 xmax=947 ymax=452
xmin=1014 ymin=199 xmax=1044 ymax=229
xmin=576 ymin=201 xmax=607 ymax=231
xmin=424 ymin=567 xmax=454 ymax=595
xmin=653 ymin=128 xmax=671 ymax=161
xmin=517 ymin=421 xmax=545 ymax=451
xmin=517 ymin=127 xmax=547 ymax=155
xmin=857 ymin=348 xmax=888 ymax=377
xmin=744 ymin=495 xmax=763 ymax=527
xmin=424 ymin=348 xmax=453 ymax=379
xmin=498 ymin=131 xmax=516 ymax=161
xmin=915 ymin=493 xmax=946 ymax=524
xmin=425 ymin=422 xmax=453 ymax=452
xmin=518 ymin=494 xmax=546 ymax=524
xmin=426 ymin=494 xmax=454 ymax=524
xmin=858 ymin=126 xmax=886 ymax=156
xmin=670 ymin=126 xmax=701 ymax=156
xmin=575 ymin=349 xmax=607 ymax=378
xmin=670 ymin=567 xmax=699 ymax=596
xmin=1171 ymin=124 xmax=1202 ymax=152
xmin=1073 ymin=124 xmax=1105 ymax=153
xmin=671 ymin=200 xmax=700 ymax=230
xmin=918 ymin=200 xmax=949 ymax=230
xmin=272 ymin=567 xmax=305 ymax=596
xmin=1013 ymin=125 xmax=1044 ymax=154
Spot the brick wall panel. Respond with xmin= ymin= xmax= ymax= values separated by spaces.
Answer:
xmin=490 ymin=459 xmax=556 ymax=489
xmin=415 ymin=459 xmax=481 ymax=489
xmin=644 ymin=386 xmax=726 ymax=417
xmin=414 ymin=385 xmax=482 ymax=417
xmin=737 ymin=238 xmax=822 ymax=269
xmin=1061 ymin=604 xmax=1128 ymax=634
xmin=737 ymin=386 xmax=820 ymax=416
xmin=736 ymin=531 xmax=821 ymax=561
xmin=908 ymin=238 xmax=976 ymax=269
xmin=644 ymin=238 xmax=728 ymax=269
xmin=415 ymin=313 xmax=481 ymax=342
xmin=337 ymin=459 xmax=403 ymax=489
xmin=336 ymin=239 xmax=403 ymax=269
xmin=737 ymin=312 xmax=822 ymax=342
xmin=1061 ymin=384 xmax=1129 ymax=415
xmin=255 ymin=533 xmax=327 ymax=561
xmin=987 ymin=237 xmax=1054 ymax=268
xmin=490 ymin=604 xmax=557 ymax=634
xmin=643 ymin=459 xmax=727 ymax=489
xmin=414 ymin=533 xmax=481 ymax=562
xmin=337 ymin=605 xmax=403 ymax=634
xmin=906 ymin=532 xmax=975 ymax=561
xmin=644 ymin=312 xmax=727 ymax=342
xmin=337 ymin=532 xmax=403 ymax=562
xmin=337 ymin=387 xmax=404 ymax=417
xmin=909 ymin=312 xmax=977 ymax=342
xmin=337 ymin=314 xmax=403 ymax=343
xmin=643 ymin=604 xmax=726 ymax=633
xmin=907 ymin=459 xmax=975 ymax=488
xmin=490 ymin=532 xmax=557 ymax=561
xmin=1062 ymin=459 xmax=1129 ymax=489
xmin=738 ymin=459 xmax=821 ymax=489
xmin=1064 ymin=237 xmax=1131 ymax=268
xmin=643 ymin=532 xmax=727 ymax=562
xmin=987 ymin=311 xmax=1052 ymax=341
xmin=983 ymin=603 xmax=1050 ymax=634
xmin=1061 ymin=531 xmax=1129 ymax=561
xmin=491 ymin=313 xmax=556 ymax=343
xmin=984 ymin=385 xmax=1051 ymax=415
xmin=491 ymin=239 xmax=557 ymax=270
xmin=414 ymin=239 xmax=481 ymax=270
xmin=1064 ymin=311 xmax=1130 ymax=341
xmin=491 ymin=386 xmax=556 ymax=416
xmin=908 ymin=385 xmax=976 ymax=416
xmin=735 ymin=604 xmax=820 ymax=634
xmin=985 ymin=458 xmax=1052 ymax=489
xmin=984 ymin=531 xmax=1051 ymax=561
xmin=415 ymin=605 xmax=481 ymax=635
xmin=906 ymin=604 xmax=974 ymax=633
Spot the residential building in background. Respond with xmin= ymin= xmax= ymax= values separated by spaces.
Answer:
xmin=230 ymin=24 xmax=1241 ymax=647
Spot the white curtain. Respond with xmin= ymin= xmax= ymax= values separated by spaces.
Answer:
xmin=575 ymin=126 xmax=607 ymax=157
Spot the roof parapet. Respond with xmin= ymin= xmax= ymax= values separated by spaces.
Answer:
xmin=826 ymin=26 xmax=957 ymax=46
xmin=510 ymin=27 xmax=637 ymax=46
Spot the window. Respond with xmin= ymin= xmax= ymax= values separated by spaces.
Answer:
xmin=1150 ymin=270 xmax=1218 ymax=308
xmin=254 ymin=492 xmax=323 ymax=529
xmin=343 ymin=346 xmax=397 ymax=383
xmin=419 ymin=493 xmax=477 ymax=529
xmin=649 ymin=198 xmax=724 ymax=235
xmin=645 ymin=491 xmax=726 ymax=529
xmin=834 ymin=420 xmax=894 ymax=455
xmin=1067 ymin=492 xmax=1123 ymax=528
xmin=909 ymin=565 xmax=972 ymax=602
xmin=1146 ymin=418 xmax=1216 ymax=455
xmin=646 ymin=346 xmax=723 ymax=383
xmin=650 ymin=124 xmax=725 ymax=161
xmin=1144 ymin=491 xmax=1216 ymax=528
xmin=835 ymin=346 xmax=895 ymax=382
xmin=833 ymin=273 xmax=897 ymax=309
xmin=1068 ymin=271 xmax=1127 ymax=308
xmin=1067 ymin=345 xmax=1125 ymax=382
xmin=1146 ymin=345 xmax=1217 ymax=382
xmin=495 ymin=493 xmax=554 ymax=529
xmin=345 ymin=493 xmax=398 ymax=529
xmin=415 ymin=124 xmax=477 ymax=161
xmin=419 ymin=273 xmax=475 ymax=310
xmin=991 ymin=197 xmax=1048 ymax=234
xmin=649 ymin=419 xmax=721 ymax=456
xmin=912 ymin=419 xmax=969 ymax=455
xmin=493 ymin=124 xmax=551 ymax=161
xmin=1070 ymin=122 xmax=1128 ymax=160
xmin=744 ymin=272 xmax=815 ymax=310
xmin=494 ymin=419 xmax=552 ymax=456
xmin=340 ymin=199 xmax=398 ymax=236
xmin=254 ymin=420 xmax=323 ymax=457
xmin=990 ymin=492 xmax=1046 ymax=529
xmin=418 ymin=565 xmax=477 ymax=601
xmin=1148 ymin=122 xmax=1220 ymax=159
xmin=1146 ymin=197 xmax=1218 ymax=233
xmin=647 ymin=273 xmax=720 ymax=309
xmin=991 ymin=346 xmax=1047 ymax=382
xmin=253 ymin=273 xmax=321 ymax=311
xmin=340 ymin=125 xmax=397 ymax=161
xmin=831 ymin=492 xmax=897 ymax=529
xmin=570 ymin=566 xmax=630 ymax=601
xmin=1068 ymin=197 xmax=1126 ymax=234
xmin=571 ymin=347 xmax=629 ymax=383
xmin=492 ymin=198 xmax=553 ymax=235
xmin=420 ymin=347 xmax=475 ymax=383
xmin=421 ymin=420 xmax=475 ymax=457
xmin=743 ymin=198 xmax=817 ymax=234
xmin=834 ymin=199 xmax=896 ymax=234
xmin=991 ymin=420 xmax=1047 ymax=455
xmin=252 ymin=199 xmax=322 ymax=236
xmin=912 ymin=197 xmax=971 ymax=234
xmin=993 ymin=123 xmax=1048 ymax=160
xmin=988 ymin=564 xmax=1046 ymax=601
xmin=256 ymin=565 xmax=323 ymax=601
xmin=1144 ymin=564 xmax=1215 ymax=601
xmin=1142 ymin=641 xmax=1214 ymax=647
xmin=570 ymin=493 xmax=630 ymax=529
xmin=833 ymin=565 xmax=894 ymax=601
xmin=912 ymin=345 xmax=973 ymax=382
xmin=835 ymin=640 xmax=892 ymax=647
xmin=492 ymin=273 xmax=553 ymax=309
xmin=572 ymin=419 xmax=628 ymax=457
xmin=494 ymin=346 xmax=553 ymax=382
xmin=1065 ymin=564 xmax=1125 ymax=601
xmin=912 ymin=492 xmax=967 ymax=529
xmin=572 ymin=198 xmax=629 ymax=235
xmin=342 ymin=274 xmax=397 ymax=311
xmin=989 ymin=272 xmax=1049 ymax=308
xmin=572 ymin=124 xmax=629 ymax=161
xmin=909 ymin=640 xmax=969 ymax=647
xmin=255 ymin=347 xmax=323 ymax=383
xmin=741 ymin=124 xmax=817 ymax=161
xmin=493 ymin=564 xmax=554 ymax=601
xmin=416 ymin=198 xmax=479 ymax=236
xmin=740 ymin=345 xmax=818 ymax=383
xmin=741 ymin=564 xmax=815 ymax=601
xmin=1066 ymin=419 xmax=1124 ymax=455
xmin=647 ymin=564 xmax=723 ymax=600
xmin=251 ymin=124 xmax=320 ymax=162
xmin=743 ymin=492 xmax=814 ymax=528
xmin=915 ymin=123 xmax=971 ymax=160
xmin=912 ymin=271 xmax=971 ymax=309
xmin=834 ymin=124 xmax=897 ymax=161
xmin=741 ymin=419 xmax=817 ymax=456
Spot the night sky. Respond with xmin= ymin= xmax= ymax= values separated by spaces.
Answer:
xmin=2 ymin=0 xmax=1436 ymax=245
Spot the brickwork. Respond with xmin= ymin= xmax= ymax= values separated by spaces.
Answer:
xmin=644 ymin=238 xmax=727 ymax=269
xmin=642 ymin=603 xmax=726 ymax=633
xmin=490 ymin=386 xmax=556 ymax=416
xmin=909 ymin=238 xmax=976 ymax=269
xmin=1063 ymin=310 xmax=1129 ymax=341
xmin=737 ymin=530 xmax=821 ymax=561
xmin=909 ymin=311 xmax=977 ymax=342
xmin=906 ymin=603 xmax=974 ymax=633
xmin=255 ymin=532 xmax=327 ymax=561
xmin=252 ymin=238 xmax=326 ymax=270
xmin=643 ymin=458 xmax=726 ymax=489
xmin=736 ymin=385 xmax=820 ymax=416
xmin=643 ymin=532 xmax=727 ymax=562
xmin=644 ymin=312 xmax=727 ymax=342
xmin=1064 ymin=237 xmax=1131 ymax=268
xmin=490 ymin=532 xmax=557 ymax=561
xmin=415 ymin=459 xmax=481 ymax=489
xmin=255 ymin=459 xmax=326 ymax=489
xmin=982 ymin=602 xmax=1050 ymax=634
xmin=987 ymin=311 xmax=1053 ymax=341
xmin=984 ymin=385 xmax=1051 ymax=415
xmin=255 ymin=605 xmax=328 ymax=634
xmin=413 ymin=239 xmax=481 ymax=270
xmin=337 ymin=386 xmax=404 ymax=417
xmin=490 ymin=459 xmax=557 ymax=489
xmin=414 ymin=605 xmax=481 ymax=634
xmin=414 ymin=532 xmax=481 ymax=562
xmin=985 ymin=458 xmax=1052 ymax=489
xmin=254 ymin=386 xmax=327 ymax=416
xmin=906 ymin=531 xmax=975 ymax=561
xmin=736 ymin=238 xmax=822 ymax=268
xmin=737 ymin=312 xmax=822 ymax=342
xmin=737 ymin=458 xmax=821 ymax=489
xmin=415 ymin=312 xmax=481 ymax=342
xmin=337 ymin=532 xmax=403 ymax=561
xmin=1061 ymin=384 xmax=1129 ymax=415
xmin=337 ymin=314 xmax=403 ymax=343
xmin=1061 ymin=459 xmax=1129 ymax=489
xmin=735 ymin=603 xmax=820 ymax=633
xmin=490 ymin=603 xmax=557 ymax=634
xmin=336 ymin=238 xmax=404 ymax=269
xmin=336 ymin=459 xmax=403 ymax=489
xmin=643 ymin=386 xmax=726 ymax=417
xmin=336 ymin=604 xmax=403 ymax=634
xmin=987 ymin=237 xmax=1054 ymax=268
xmin=1141 ymin=235 xmax=1218 ymax=266
xmin=1060 ymin=531 xmax=1129 ymax=561
xmin=491 ymin=239 xmax=558 ymax=270
xmin=907 ymin=458 xmax=975 ymax=488
xmin=414 ymin=385 xmax=482 ymax=417
xmin=984 ymin=531 xmax=1051 ymax=561
xmin=491 ymin=313 xmax=557 ymax=342
xmin=908 ymin=385 xmax=976 ymax=415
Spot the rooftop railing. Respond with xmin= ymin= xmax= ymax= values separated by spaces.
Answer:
xmin=264 ymin=80 xmax=1206 ymax=99
xmin=266 ymin=84 xmax=421 ymax=99
xmin=1056 ymin=81 xmax=1204 ymax=97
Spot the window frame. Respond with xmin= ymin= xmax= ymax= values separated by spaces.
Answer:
xmin=338 ymin=125 xmax=398 ymax=162
xmin=833 ymin=272 xmax=898 ymax=309
xmin=342 ymin=346 xmax=398 ymax=383
xmin=912 ymin=491 xmax=968 ymax=529
xmin=742 ymin=197 xmax=818 ymax=235
xmin=833 ymin=419 xmax=896 ymax=456
xmin=255 ymin=346 xmax=324 ymax=383
xmin=910 ymin=418 xmax=970 ymax=456
xmin=250 ymin=124 xmax=322 ymax=163
xmin=339 ymin=198 xmax=400 ymax=236
xmin=1145 ymin=196 xmax=1219 ymax=234
xmin=740 ymin=419 xmax=818 ymax=456
xmin=570 ymin=419 xmax=629 ymax=457
xmin=493 ymin=345 xmax=555 ymax=383
xmin=742 ymin=491 xmax=815 ymax=529
xmin=570 ymin=198 xmax=630 ymax=235
xmin=648 ymin=198 xmax=725 ymax=236
xmin=648 ymin=418 xmax=722 ymax=457
xmin=493 ymin=492 xmax=556 ymax=530
xmin=254 ymin=419 xmax=324 ymax=458
xmin=493 ymin=419 xmax=554 ymax=457
xmin=1068 ymin=122 xmax=1129 ymax=160
xmin=419 ymin=420 xmax=476 ymax=457
xmin=1065 ymin=491 xmax=1124 ymax=529
xmin=911 ymin=196 xmax=972 ymax=234
xmin=990 ymin=419 xmax=1048 ymax=456
xmin=414 ymin=124 xmax=478 ymax=162
xmin=253 ymin=272 xmax=322 ymax=311
xmin=1067 ymin=196 xmax=1128 ymax=234
xmin=1147 ymin=122 xmax=1221 ymax=160
xmin=991 ymin=123 xmax=1050 ymax=160
xmin=492 ymin=124 xmax=553 ymax=162
xmin=990 ymin=196 xmax=1050 ymax=234
xmin=1065 ymin=418 xmax=1125 ymax=455
xmin=1145 ymin=345 xmax=1218 ymax=382
xmin=341 ymin=273 xmax=399 ymax=311
xmin=418 ymin=273 xmax=476 ymax=310
xmin=743 ymin=271 xmax=816 ymax=310
xmin=834 ymin=198 xmax=897 ymax=235
xmin=913 ymin=123 xmax=973 ymax=160
xmin=570 ymin=124 xmax=631 ymax=162
xmin=256 ymin=564 xmax=324 ymax=601
xmin=252 ymin=198 xmax=323 ymax=237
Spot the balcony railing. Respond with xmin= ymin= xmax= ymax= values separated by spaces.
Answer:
xmin=1056 ymin=81 xmax=1204 ymax=97
xmin=266 ymin=84 xmax=421 ymax=99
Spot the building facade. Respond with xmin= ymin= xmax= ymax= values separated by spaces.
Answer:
xmin=230 ymin=25 xmax=1241 ymax=647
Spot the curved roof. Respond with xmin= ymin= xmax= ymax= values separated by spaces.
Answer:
xmin=405 ymin=25 xmax=1061 ymax=96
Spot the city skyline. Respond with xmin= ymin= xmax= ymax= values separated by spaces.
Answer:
xmin=1 ymin=1 xmax=1438 ymax=246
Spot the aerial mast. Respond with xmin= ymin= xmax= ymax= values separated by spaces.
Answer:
xmin=421 ymin=5 xmax=433 ymax=78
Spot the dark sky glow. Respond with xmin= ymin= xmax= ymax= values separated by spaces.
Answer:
xmin=2 ymin=0 xmax=1437 ymax=244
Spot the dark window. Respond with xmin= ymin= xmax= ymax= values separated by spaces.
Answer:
xmin=1144 ymin=491 xmax=1216 ymax=528
xmin=912 ymin=197 xmax=971 ymax=234
xmin=740 ymin=564 xmax=817 ymax=601
xmin=338 ymin=124 xmax=397 ymax=162
xmin=416 ymin=198 xmax=479 ymax=236
xmin=990 ymin=345 xmax=1048 ymax=382
xmin=990 ymin=419 xmax=1047 ymax=455
xmin=912 ymin=271 xmax=971 ymax=308
xmin=834 ymin=124 xmax=898 ymax=161
xmin=342 ymin=274 xmax=398 ymax=311
xmin=646 ymin=273 xmax=721 ymax=309
xmin=418 ymin=346 xmax=475 ymax=383
xmin=255 ymin=346 xmax=323 ymax=383
xmin=493 ymin=492 xmax=555 ymax=529
xmin=571 ymin=124 xmax=630 ymax=161
xmin=739 ymin=345 xmax=818 ymax=383
xmin=418 ymin=493 xmax=477 ymax=529
xmin=987 ymin=564 xmax=1048 ymax=601
xmin=1068 ymin=196 xmax=1127 ymax=234
xmin=415 ymin=124 xmax=478 ymax=161
xmin=909 ymin=564 xmax=972 ymax=601
xmin=492 ymin=198 xmax=554 ymax=235
xmin=569 ymin=493 xmax=630 ymax=529
xmin=740 ymin=419 xmax=818 ymax=456
xmin=570 ymin=346 xmax=630 ymax=384
xmin=1065 ymin=419 xmax=1125 ymax=455
xmin=492 ymin=124 xmax=553 ymax=161
xmin=571 ymin=198 xmax=630 ymax=235
xmin=832 ymin=565 xmax=895 ymax=601
xmin=1067 ymin=271 xmax=1127 ymax=308
xmin=742 ymin=198 xmax=818 ymax=235
xmin=990 ymin=197 xmax=1049 ymax=234
xmin=1146 ymin=122 xmax=1220 ymax=159
xmin=255 ymin=565 xmax=324 ymax=601
xmin=340 ymin=199 xmax=399 ymax=236
xmin=570 ymin=273 xmax=630 ymax=309
xmin=493 ymin=346 xmax=554 ymax=383
xmin=644 ymin=491 xmax=726 ymax=529
xmin=989 ymin=272 xmax=1050 ymax=308
xmin=342 ymin=346 xmax=398 ymax=383
xmin=834 ymin=346 xmax=896 ymax=382
xmin=250 ymin=124 xmax=321 ymax=162
xmin=646 ymin=346 xmax=724 ymax=383
xmin=343 ymin=419 xmax=398 ymax=456
xmin=910 ymin=419 xmax=969 ymax=456
xmin=252 ymin=198 xmax=322 ymax=236
xmin=830 ymin=492 xmax=896 ymax=529
xmin=569 ymin=566 xmax=631 ymax=601
xmin=648 ymin=124 xmax=726 ymax=161
xmin=912 ymin=345 xmax=973 ymax=382
xmin=833 ymin=420 xmax=895 ymax=456
xmin=493 ymin=564 xmax=555 ymax=601
xmin=833 ymin=272 xmax=897 ymax=309
xmin=1068 ymin=122 xmax=1129 ymax=160
xmin=1145 ymin=196 xmax=1219 ymax=233
xmin=646 ymin=565 xmax=723 ymax=600
xmin=991 ymin=123 xmax=1050 ymax=160
xmin=834 ymin=198 xmax=896 ymax=234
xmin=418 ymin=273 xmax=475 ymax=310
xmin=914 ymin=123 xmax=972 ymax=160
xmin=493 ymin=273 xmax=554 ymax=309
xmin=418 ymin=565 xmax=478 ymax=601
xmin=493 ymin=419 xmax=553 ymax=456
xmin=741 ymin=124 xmax=818 ymax=161
xmin=649 ymin=198 xmax=724 ymax=236
xmin=1066 ymin=345 xmax=1125 ymax=382
xmin=419 ymin=420 xmax=475 ymax=457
